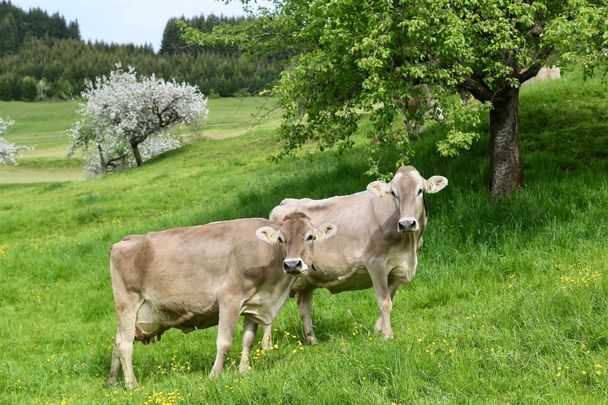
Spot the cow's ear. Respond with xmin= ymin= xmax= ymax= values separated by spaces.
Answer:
xmin=256 ymin=226 xmax=280 ymax=245
xmin=425 ymin=176 xmax=448 ymax=194
xmin=316 ymin=223 xmax=337 ymax=241
xmin=367 ymin=180 xmax=391 ymax=197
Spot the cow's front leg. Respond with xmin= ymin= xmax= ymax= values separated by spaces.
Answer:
xmin=368 ymin=262 xmax=393 ymax=339
xmin=296 ymin=289 xmax=318 ymax=345
xmin=261 ymin=324 xmax=273 ymax=351
xmin=238 ymin=318 xmax=258 ymax=373
xmin=374 ymin=279 xmax=400 ymax=334
xmin=210 ymin=305 xmax=240 ymax=377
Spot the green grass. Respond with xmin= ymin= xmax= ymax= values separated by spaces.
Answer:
xmin=0 ymin=97 xmax=279 ymax=183
xmin=1 ymin=72 xmax=607 ymax=404
xmin=0 ymin=101 xmax=79 ymax=153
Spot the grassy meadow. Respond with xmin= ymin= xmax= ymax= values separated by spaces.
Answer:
xmin=1 ymin=72 xmax=607 ymax=403
xmin=0 ymin=97 xmax=279 ymax=183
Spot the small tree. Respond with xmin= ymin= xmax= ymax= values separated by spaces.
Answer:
xmin=20 ymin=76 xmax=37 ymax=101
xmin=0 ymin=117 xmax=33 ymax=165
xmin=69 ymin=66 xmax=207 ymax=175
xmin=56 ymin=78 xmax=74 ymax=100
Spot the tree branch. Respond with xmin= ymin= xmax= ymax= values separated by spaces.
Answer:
xmin=459 ymin=76 xmax=493 ymax=102
xmin=517 ymin=64 xmax=543 ymax=83
xmin=526 ymin=21 xmax=543 ymax=37
xmin=106 ymin=153 xmax=128 ymax=168
xmin=517 ymin=47 xmax=553 ymax=83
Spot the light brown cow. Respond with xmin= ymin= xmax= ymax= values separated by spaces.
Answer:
xmin=107 ymin=212 xmax=336 ymax=389
xmin=262 ymin=166 xmax=447 ymax=347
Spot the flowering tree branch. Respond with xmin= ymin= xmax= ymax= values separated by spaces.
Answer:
xmin=0 ymin=117 xmax=34 ymax=165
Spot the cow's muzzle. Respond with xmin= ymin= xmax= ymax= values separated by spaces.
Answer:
xmin=398 ymin=218 xmax=419 ymax=232
xmin=283 ymin=258 xmax=307 ymax=274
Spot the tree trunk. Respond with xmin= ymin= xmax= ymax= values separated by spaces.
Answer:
xmin=131 ymin=141 xmax=143 ymax=167
xmin=96 ymin=143 xmax=107 ymax=175
xmin=489 ymin=86 xmax=522 ymax=197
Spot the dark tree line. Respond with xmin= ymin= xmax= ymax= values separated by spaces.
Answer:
xmin=0 ymin=3 xmax=281 ymax=101
xmin=0 ymin=0 xmax=80 ymax=55
xmin=160 ymin=14 xmax=246 ymax=55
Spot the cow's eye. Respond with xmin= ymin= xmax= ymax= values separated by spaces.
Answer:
xmin=417 ymin=188 xmax=423 ymax=196
xmin=278 ymin=235 xmax=285 ymax=243
xmin=390 ymin=189 xmax=397 ymax=198
xmin=306 ymin=234 xmax=315 ymax=241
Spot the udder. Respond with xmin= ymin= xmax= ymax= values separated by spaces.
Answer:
xmin=135 ymin=302 xmax=166 ymax=344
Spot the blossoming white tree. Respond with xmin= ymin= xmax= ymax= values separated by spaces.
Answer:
xmin=69 ymin=66 xmax=208 ymax=175
xmin=0 ymin=117 xmax=33 ymax=165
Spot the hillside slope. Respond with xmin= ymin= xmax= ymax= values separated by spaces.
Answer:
xmin=0 ymin=73 xmax=607 ymax=403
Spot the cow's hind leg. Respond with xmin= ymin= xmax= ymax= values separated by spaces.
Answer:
xmin=238 ymin=317 xmax=259 ymax=373
xmin=107 ymin=328 xmax=122 ymax=387
xmin=374 ymin=279 xmax=399 ymax=334
xmin=210 ymin=304 xmax=240 ymax=377
xmin=108 ymin=287 xmax=141 ymax=389
xmin=297 ymin=289 xmax=317 ymax=345
xmin=261 ymin=324 xmax=273 ymax=350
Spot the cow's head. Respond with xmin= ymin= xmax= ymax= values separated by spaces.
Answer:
xmin=367 ymin=166 xmax=447 ymax=233
xmin=256 ymin=212 xmax=337 ymax=274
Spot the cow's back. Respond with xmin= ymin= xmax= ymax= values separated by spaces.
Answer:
xmin=110 ymin=218 xmax=284 ymax=332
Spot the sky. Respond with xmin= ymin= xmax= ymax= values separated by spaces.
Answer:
xmin=10 ymin=0 xmax=250 ymax=51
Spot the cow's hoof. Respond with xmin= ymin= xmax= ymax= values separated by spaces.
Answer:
xmin=239 ymin=365 xmax=251 ymax=374
xmin=374 ymin=318 xmax=383 ymax=333
xmin=125 ymin=381 xmax=138 ymax=390
xmin=105 ymin=378 xmax=118 ymax=388
xmin=306 ymin=336 xmax=318 ymax=345
xmin=382 ymin=333 xmax=394 ymax=340
xmin=209 ymin=369 xmax=221 ymax=378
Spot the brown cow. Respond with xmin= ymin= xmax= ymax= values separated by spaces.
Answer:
xmin=107 ymin=212 xmax=336 ymax=389
xmin=262 ymin=166 xmax=447 ymax=346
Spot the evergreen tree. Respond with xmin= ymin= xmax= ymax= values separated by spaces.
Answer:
xmin=0 ymin=12 xmax=18 ymax=54
xmin=0 ymin=1 xmax=80 ymax=54
xmin=20 ymin=76 xmax=36 ymax=101
xmin=67 ymin=20 xmax=80 ymax=40
xmin=160 ymin=17 xmax=186 ymax=54
xmin=0 ymin=74 xmax=13 ymax=100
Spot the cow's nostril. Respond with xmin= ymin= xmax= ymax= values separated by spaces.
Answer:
xmin=398 ymin=219 xmax=417 ymax=232
xmin=283 ymin=259 xmax=302 ymax=272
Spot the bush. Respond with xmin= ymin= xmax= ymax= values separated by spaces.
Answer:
xmin=20 ymin=76 xmax=37 ymax=101
xmin=56 ymin=77 xmax=74 ymax=100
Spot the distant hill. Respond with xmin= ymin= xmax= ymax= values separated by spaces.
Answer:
xmin=0 ymin=2 xmax=280 ymax=101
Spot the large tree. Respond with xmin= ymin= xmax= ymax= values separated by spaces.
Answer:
xmin=184 ymin=0 xmax=606 ymax=196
